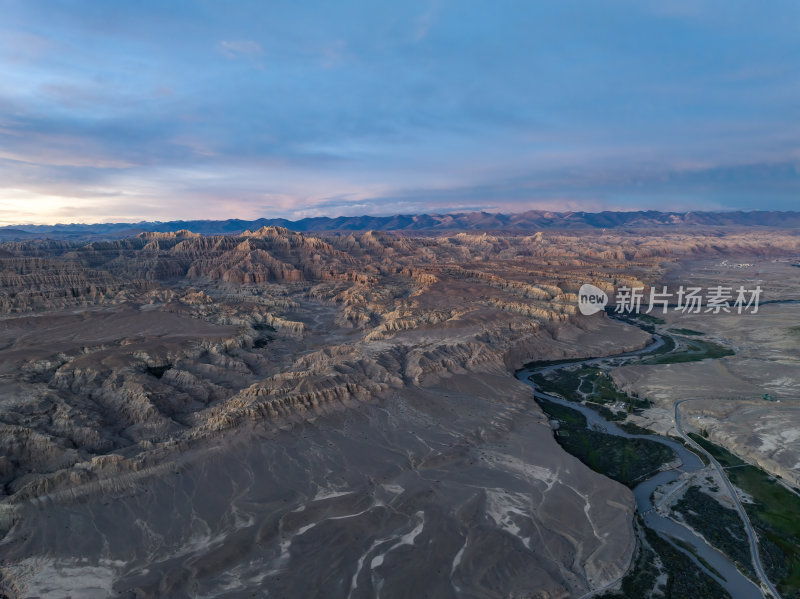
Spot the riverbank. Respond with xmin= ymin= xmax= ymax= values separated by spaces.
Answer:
xmin=517 ymin=328 xmax=766 ymax=599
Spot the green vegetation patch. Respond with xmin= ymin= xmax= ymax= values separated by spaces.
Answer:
xmin=537 ymin=398 xmax=675 ymax=487
xmin=529 ymin=370 xmax=582 ymax=402
xmin=646 ymin=528 xmax=731 ymax=599
xmin=618 ymin=421 xmax=656 ymax=435
xmin=532 ymin=366 xmax=649 ymax=411
xmin=636 ymin=313 xmax=666 ymax=325
xmin=690 ymin=434 xmax=800 ymax=596
xmin=536 ymin=398 xmax=587 ymax=426
xmin=672 ymin=486 xmax=755 ymax=581
xmin=688 ymin=434 xmax=745 ymax=468
xmin=640 ymin=338 xmax=733 ymax=365
xmin=668 ymin=327 xmax=705 ymax=336
xmin=667 ymin=535 xmax=727 ymax=582
xmin=593 ymin=370 xmax=631 ymax=404
xmin=601 ymin=525 xmax=731 ymax=599
xmin=589 ymin=403 xmax=627 ymax=422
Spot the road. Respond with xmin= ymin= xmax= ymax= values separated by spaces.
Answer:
xmin=674 ymin=399 xmax=781 ymax=599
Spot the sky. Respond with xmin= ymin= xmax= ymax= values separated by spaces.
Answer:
xmin=0 ymin=0 xmax=799 ymax=225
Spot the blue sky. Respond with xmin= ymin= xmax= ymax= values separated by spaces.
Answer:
xmin=1 ymin=0 xmax=798 ymax=224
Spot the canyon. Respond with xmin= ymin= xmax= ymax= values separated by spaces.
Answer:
xmin=0 ymin=225 xmax=797 ymax=598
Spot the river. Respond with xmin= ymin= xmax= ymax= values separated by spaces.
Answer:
xmin=516 ymin=333 xmax=766 ymax=599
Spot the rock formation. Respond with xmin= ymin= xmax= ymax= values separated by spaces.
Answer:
xmin=0 ymin=227 xmax=796 ymax=597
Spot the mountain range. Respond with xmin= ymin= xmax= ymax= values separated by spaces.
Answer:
xmin=2 ymin=209 xmax=800 ymax=240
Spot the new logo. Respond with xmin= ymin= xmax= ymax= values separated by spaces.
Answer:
xmin=578 ymin=283 xmax=608 ymax=316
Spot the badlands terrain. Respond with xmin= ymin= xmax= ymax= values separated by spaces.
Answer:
xmin=0 ymin=225 xmax=797 ymax=598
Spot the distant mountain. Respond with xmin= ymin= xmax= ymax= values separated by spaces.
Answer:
xmin=3 ymin=210 xmax=800 ymax=240
xmin=0 ymin=228 xmax=37 ymax=241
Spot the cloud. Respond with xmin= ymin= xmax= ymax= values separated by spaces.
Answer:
xmin=1 ymin=156 xmax=796 ymax=226
xmin=0 ymin=1 xmax=798 ymax=224
xmin=413 ymin=1 xmax=442 ymax=42
xmin=319 ymin=40 xmax=346 ymax=69
xmin=217 ymin=40 xmax=263 ymax=59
